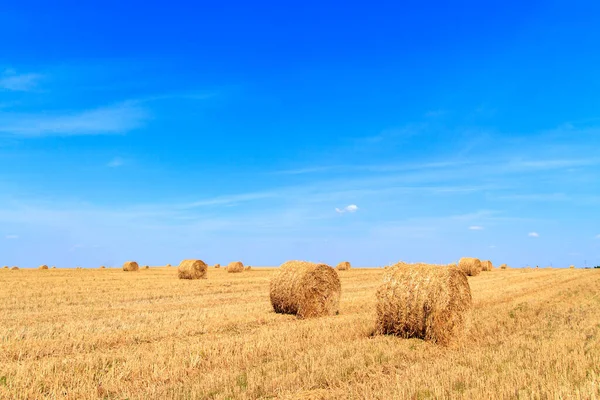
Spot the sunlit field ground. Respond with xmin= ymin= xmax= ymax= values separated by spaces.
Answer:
xmin=1 ymin=266 xmax=599 ymax=399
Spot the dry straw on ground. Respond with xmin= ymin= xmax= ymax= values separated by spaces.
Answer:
xmin=481 ymin=260 xmax=493 ymax=271
xmin=458 ymin=257 xmax=482 ymax=276
xmin=227 ymin=261 xmax=244 ymax=273
xmin=270 ymin=260 xmax=341 ymax=319
xmin=214 ymin=264 xmax=220 ymax=269
xmin=122 ymin=261 xmax=139 ymax=272
xmin=375 ymin=262 xmax=472 ymax=345
xmin=177 ymin=259 xmax=208 ymax=280
xmin=39 ymin=265 xmax=49 ymax=270
xmin=336 ymin=261 xmax=351 ymax=271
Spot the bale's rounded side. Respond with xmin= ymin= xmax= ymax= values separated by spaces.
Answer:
xmin=481 ymin=260 xmax=493 ymax=272
xmin=375 ymin=263 xmax=472 ymax=345
xmin=178 ymin=259 xmax=208 ymax=280
xmin=227 ymin=261 xmax=244 ymax=273
xmin=122 ymin=261 xmax=139 ymax=272
xmin=270 ymin=260 xmax=341 ymax=318
xmin=336 ymin=261 xmax=351 ymax=271
xmin=11 ymin=266 xmax=19 ymax=270
xmin=458 ymin=257 xmax=482 ymax=276
xmin=39 ymin=265 xmax=49 ymax=270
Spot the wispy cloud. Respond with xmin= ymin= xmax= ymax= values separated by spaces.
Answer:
xmin=0 ymin=101 xmax=148 ymax=137
xmin=5 ymin=234 xmax=19 ymax=239
xmin=107 ymin=157 xmax=124 ymax=168
xmin=595 ymin=234 xmax=600 ymax=239
xmin=335 ymin=204 xmax=358 ymax=214
xmin=528 ymin=232 xmax=540 ymax=238
xmin=0 ymin=70 xmax=42 ymax=92
xmin=469 ymin=226 xmax=484 ymax=230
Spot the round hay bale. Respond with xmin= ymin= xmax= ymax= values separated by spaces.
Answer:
xmin=51 ymin=266 xmax=56 ymax=269
xmin=11 ymin=266 xmax=19 ymax=270
xmin=214 ymin=263 xmax=220 ymax=269
xmin=39 ymin=264 xmax=49 ymax=270
xmin=245 ymin=266 xmax=252 ymax=271
xmin=569 ymin=265 xmax=575 ymax=269
xmin=270 ymin=260 xmax=341 ymax=318
xmin=336 ymin=261 xmax=351 ymax=271
xmin=481 ymin=260 xmax=493 ymax=271
xmin=501 ymin=264 xmax=509 ymax=270
xmin=227 ymin=261 xmax=244 ymax=273
xmin=458 ymin=257 xmax=482 ymax=276
xmin=166 ymin=264 xmax=172 ymax=267
xmin=122 ymin=261 xmax=139 ymax=272
xmin=3 ymin=266 xmax=8 ymax=269
xmin=375 ymin=263 xmax=472 ymax=345
xmin=177 ymin=259 xmax=208 ymax=280
xmin=100 ymin=266 xmax=106 ymax=269
xmin=144 ymin=265 xmax=149 ymax=269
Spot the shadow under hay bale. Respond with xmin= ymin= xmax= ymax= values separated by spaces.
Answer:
xmin=270 ymin=260 xmax=341 ymax=319
xmin=375 ymin=262 xmax=472 ymax=346
xmin=336 ymin=261 xmax=351 ymax=271
xmin=227 ymin=261 xmax=244 ymax=273
xmin=458 ymin=257 xmax=482 ymax=276
xmin=122 ymin=261 xmax=139 ymax=272
xmin=178 ymin=259 xmax=208 ymax=280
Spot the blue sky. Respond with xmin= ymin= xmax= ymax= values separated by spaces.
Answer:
xmin=1 ymin=1 xmax=599 ymax=268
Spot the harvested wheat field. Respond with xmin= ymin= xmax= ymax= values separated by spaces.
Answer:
xmin=0 ymin=267 xmax=599 ymax=399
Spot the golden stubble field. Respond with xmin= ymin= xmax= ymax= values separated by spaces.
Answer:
xmin=1 ymin=266 xmax=599 ymax=399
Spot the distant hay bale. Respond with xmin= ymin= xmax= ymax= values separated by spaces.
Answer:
xmin=51 ymin=266 xmax=56 ymax=269
xmin=569 ymin=265 xmax=575 ymax=269
xmin=166 ymin=264 xmax=172 ymax=267
xmin=177 ymin=259 xmax=208 ymax=280
xmin=144 ymin=265 xmax=149 ymax=269
xmin=11 ymin=266 xmax=19 ymax=270
xmin=122 ymin=261 xmax=139 ymax=272
xmin=214 ymin=264 xmax=220 ymax=269
xmin=245 ymin=266 xmax=252 ymax=271
xmin=270 ymin=260 xmax=341 ymax=318
xmin=3 ymin=266 xmax=8 ymax=269
xmin=500 ymin=264 xmax=508 ymax=270
xmin=227 ymin=261 xmax=244 ymax=273
xmin=481 ymin=260 xmax=493 ymax=271
xmin=100 ymin=266 xmax=105 ymax=269
xmin=375 ymin=262 xmax=472 ymax=345
xmin=39 ymin=265 xmax=49 ymax=270
xmin=458 ymin=257 xmax=482 ymax=276
xmin=336 ymin=261 xmax=351 ymax=271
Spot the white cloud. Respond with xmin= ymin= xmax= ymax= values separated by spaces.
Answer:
xmin=0 ymin=101 xmax=148 ymax=136
xmin=5 ymin=234 xmax=18 ymax=239
xmin=528 ymin=232 xmax=540 ymax=238
xmin=0 ymin=70 xmax=42 ymax=91
xmin=335 ymin=204 xmax=358 ymax=214
xmin=107 ymin=157 xmax=124 ymax=168
xmin=469 ymin=226 xmax=484 ymax=230
xmin=595 ymin=234 xmax=600 ymax=239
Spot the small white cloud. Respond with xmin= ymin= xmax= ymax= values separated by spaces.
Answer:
xmin=528 ymin=232 xmax=539 ymax=238
xmin=0 ymin=70 xmax=42 ymax=91
xmin=595 ymin=234 xmax=600 ymax=239
xmin=469 ymin=226 xmax=484 ymax=230
xmin=336 ymin=204 xmax=359 ymax=214
xmin=5 ymin=234 xmax=19 ymax=239
xmin=107 ymin=157 xmax=124 ymax=168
